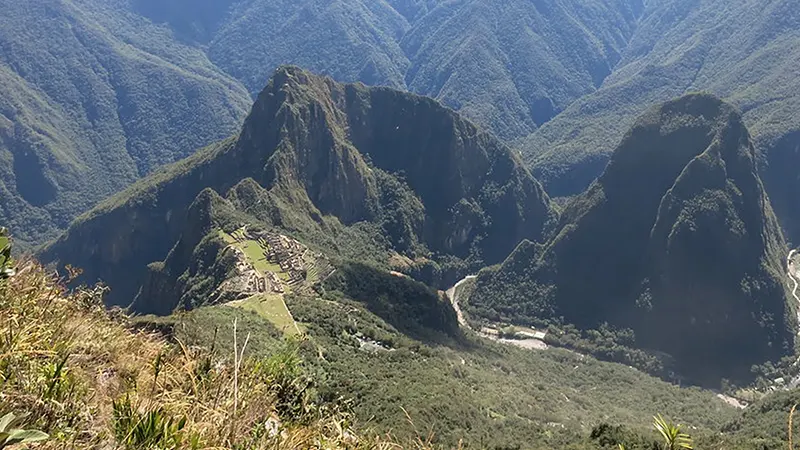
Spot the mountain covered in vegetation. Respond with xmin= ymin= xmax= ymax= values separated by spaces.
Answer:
xmin=522 ymin=0 xmax=800 ymax=236
xmin=41 ymin=66 xmax=557 ymax=311
xmin=0 ymin=0 xmax=252 ymax=247
xmin=13 ymin=0 xmax=800 ymax=249
xmin=4 ymin=251 xmax=754 ymax=449
xmin=468 ymin=94 xmax=795 ymax=385
xmin=135 ymin=0 xmax=643 ymax=141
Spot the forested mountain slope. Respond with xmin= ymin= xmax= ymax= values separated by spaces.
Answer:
xmin=399 ymin=0 xmax=643 ymax=139
xmin=41 ymin=67 xmax=556 ymax=309
xmin=468 ymin=94 xmax=794 ymax=386
xmin=522 ymin=0 xmax=800 ymax=234
xmin=136 ymin=0 xmax=644 ymax=140
xmin=0 ymin=0 xmax=647 ymax=247
xmin=8 ymin=0 xmax=800 ymax=248
xmin=0 ymin=0 xmax=251 ymax=247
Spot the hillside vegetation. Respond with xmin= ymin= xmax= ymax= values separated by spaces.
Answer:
xmin=0 ymin=0 xmax=251 ymax=247
xmin=468 ymin=94 xmax=795 ymax=386
xmin=135 ymin=0 xmax=643 ymax=141
xmin=17 ymin=236 xmax=795 ymax=449
xmin=167 ymin=264 xmax=743 ymax=449
xmin=0 ymin=259 xmax=448 ymax=449
xmin=8 ymin=0 xmax=800 ymax=250
xmin=0 ymin=0 xmax=650 ymax=250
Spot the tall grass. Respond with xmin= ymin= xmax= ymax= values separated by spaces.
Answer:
xmin=0 ymin=260 xmax=452 ymax=449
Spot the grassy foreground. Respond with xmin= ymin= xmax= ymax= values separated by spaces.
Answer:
xmin=0 ymin=261 xmax=445 ymax=449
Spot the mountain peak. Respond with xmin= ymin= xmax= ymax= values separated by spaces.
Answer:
xmin=468 ymin=93 xmax=793 ymax=385
xmin=42 ymin=69 xmax=557 ymax=309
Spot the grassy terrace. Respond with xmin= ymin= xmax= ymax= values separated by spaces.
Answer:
xmin=238 ymin=294 xmax=302 ymax=336
xmin=218 ymin=228 xmax=299 ymax=336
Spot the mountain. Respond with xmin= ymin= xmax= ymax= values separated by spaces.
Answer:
xmin=0 ymin=0 xmax=251 ymax=247
xmin=41 ymin=66 xmax=557 ymax=311
xmin=522 ymin=0 xmax=800 ymax=237
xmin=135 ymin=0 xmax=644 ymax=140
xmin=467 ymin=94 xmax=794 ymax=385
xmin=400 ymin=0 xmax=643 ymax=140
xmin=0 ymin=0 xmax=648 ymax=247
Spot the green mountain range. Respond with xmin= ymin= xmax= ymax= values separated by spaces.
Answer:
xmin=467 ymin=94 xmax=795 ymax=386
xmin=0 ymin=0 xmax=251 ymax=247
xmin=1 ymin=0 xmax=648 ymax=247
xmin=7 ymin=2 xmax=800 ymax=447
xmin=41 ymin=66 xmax=557 ymax=310
xmin=521 ymin=0 xmax=800 ymax=243
xmin=136 ymin=0 xmax=643 ymax=140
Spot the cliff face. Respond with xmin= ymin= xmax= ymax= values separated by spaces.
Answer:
xmin=41 ymin=66 xmax=557 ymax=309
xmin=762 ymin=131 xmax=800 ymax=245
xmin=469 ymin=94 xmax=794 ymax=384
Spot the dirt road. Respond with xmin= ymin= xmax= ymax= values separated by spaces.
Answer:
xmin=446 ymin=275 xmax=476 ymax=328
xmin=444 ymin=275 xmax=548 ymax=350
xmin=788 ymin=249 xmax=799 ymax=303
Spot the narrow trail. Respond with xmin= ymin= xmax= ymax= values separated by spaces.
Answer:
xmin=446 ymin=275 xmax=477 ymax=329
xmin=786 ymin=249 xmax=800 ymax=371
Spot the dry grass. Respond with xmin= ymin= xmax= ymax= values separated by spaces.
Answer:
xmin=0 ymin=260 xmax=456 ymax=449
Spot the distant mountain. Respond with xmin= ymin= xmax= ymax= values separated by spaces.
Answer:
xmin=0 ymin=0 xmax=251 ymax=247
xmin=136 ymin=0 xmax=644 ymax=140
xmin=41 ymin=67 xmax=557 ymax=311
xmin=468 ymin=94 xmax=794 ymax=385
xmin=400 ymin=0 xmax=643 ymax=139
xmin=522 ymin=0 xmax=800 ymax=235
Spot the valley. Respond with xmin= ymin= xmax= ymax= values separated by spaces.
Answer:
xmin=26 ymin=63 xmax=800 ymax=448
xmin=3 ymin=1 xmax=800 ymax=449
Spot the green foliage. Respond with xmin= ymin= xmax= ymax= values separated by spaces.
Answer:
xmin=0 ymin=412 xmax=48 ymax=449
xmin=112 ymin=396 xmax=187 ymax=450
xmin=178 ymin=291 xmax=740 ymax=448
xmin=543 ymin=324 xmax=667 ymax=377
xmin=322 ymin=262 xmax=461 ymax=341
xmin=652 ymin=415 xmax=693 ymax=450
xmin=250 ymin=343 xmax=315 ymax=423
xmin=0 ymin=229 xmax=13 ymax=279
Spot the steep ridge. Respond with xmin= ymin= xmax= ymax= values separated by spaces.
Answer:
xmin=0 ymin=0 xmax=251 ymax=247
xmin=41 ymin=66 xmax=557 ymax=311
xmin=762 ymin=131 xmax=800 ymax=245
xmin=468 ymin=94 xmax=794 ymax=385
xmin=402 ymin=0 xmax=643 ymax=139
xmin=522 ymin=0 xmax=800 ymax=207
